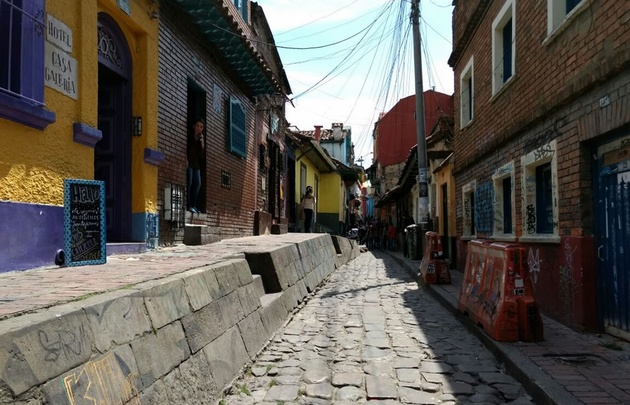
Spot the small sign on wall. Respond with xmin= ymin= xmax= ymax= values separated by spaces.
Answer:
xmin=46 ymin=14 xmax=72 ymax=52
xmin=63 ymin=179 xmax=107 ymax=266
xmin=45 ymin=42 xmax=78 ymax=100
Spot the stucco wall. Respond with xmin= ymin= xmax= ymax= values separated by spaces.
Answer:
xmin=0 ymin=0 xmax=160 ymax=272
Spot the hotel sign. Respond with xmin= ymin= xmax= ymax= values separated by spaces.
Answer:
xmin=45 ymin=14 xmax=78 ymax=100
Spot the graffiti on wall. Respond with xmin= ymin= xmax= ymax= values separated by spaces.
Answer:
xmin=464 ymin=196 xmax=472 ymax=233
xmin=527 ymin=248 xmax=540 ymax=288
xmin=63 ymin=352 xmax=140 ymax=405
xmin=559 ymin=239 xmax=580 ymax=323
xmin=475 ymin=181 xmax=494 ymax=233
xmin=39 ymin=324 xmax=89 ymax=362
xmin=146 ymin=213 xmax=159 ymax=250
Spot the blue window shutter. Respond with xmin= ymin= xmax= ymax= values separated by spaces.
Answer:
xmin=502 ymin=18 xmax=512 ymax=83
xmin=229 ymin=97 xmax=246 ymax=157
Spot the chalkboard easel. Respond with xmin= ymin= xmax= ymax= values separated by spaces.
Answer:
xmin=63 ymin=179 xmax=107 ymax=266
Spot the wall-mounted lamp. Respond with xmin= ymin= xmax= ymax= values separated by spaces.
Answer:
xmin=132 ymin=116 xmax=142 ymax=136
xmin=151 ymin=10 xmax=159 ymax=19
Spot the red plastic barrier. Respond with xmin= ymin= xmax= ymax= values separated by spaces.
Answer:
xmin=458 ymin=240 xmax=543 ymax=342
xmin=419 ymin=232 xmax=451 ymax=284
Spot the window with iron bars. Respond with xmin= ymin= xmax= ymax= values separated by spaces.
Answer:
xmin=0 ymin=0 xmax=55 ymax=129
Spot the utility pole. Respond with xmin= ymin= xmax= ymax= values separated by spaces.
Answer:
xmin=412 ymin=0 xmax=429 ymax=224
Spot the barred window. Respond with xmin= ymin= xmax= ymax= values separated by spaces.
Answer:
xmin=0 ymin=0 xmax=55 ymax=129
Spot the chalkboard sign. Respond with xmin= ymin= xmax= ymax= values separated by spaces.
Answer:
xmin=63 ymin=179 xmax=106 ymax=266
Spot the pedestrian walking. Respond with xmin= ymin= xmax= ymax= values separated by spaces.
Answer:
xmin=300 ymin=186 xmax=316 ymax=233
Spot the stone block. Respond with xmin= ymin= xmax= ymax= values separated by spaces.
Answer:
xmin=213 ymin=261 xmax=243 ymax=297
xmin=182 ymin=267 xmax=221 ymax=311
xmin=237 ymin=311 xmax=270 ymax=358
xmin=252 ymin=274 xmax=265 ymax=297
xmin=83 ymin=290 xmax=152 ymax=352
xmin=42 ymin=344 xmax=140 ymax=405
xmin=0 ymin=308 xmax=94 ymax=396
xmin=139 ymin=379 xmax=169 ymax=405
xmin=162 ymin=350 xmax=218 ymax=404
xmin=202 ymin=326 xmax=250 ymax=391
xmin=181 ymin=291 xmax=242 ymax=353
xmin=237 ymin=282 xmax=262 ymax=316
xmin=141 ymin=277 xmax=191 ymax=329
xmin=230 ymin=258 xmax=254 ymax=286
xmin=259 ymin=293 xmax=288 ymax=337
xmin=130 ymin=322 xmax=190 ymax=389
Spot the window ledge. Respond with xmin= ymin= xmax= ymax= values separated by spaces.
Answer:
xmin=492 ymin=235 xmax=517 ymax=242
xmin=73 ymin=122 xmax=102 ymax=147
xmin=519 ymin=234 xmax=561 ymax=244
xmin=144 ymin=148 xmax=165 ymax=166
xmin=461 ymin=118 xmax=474 ymax=130
xmin=543 ymin=0 xmax=590 ymax=46
xmin=490 ymin=75 xmax=516 ymax=102
xmin=0 ymin=93 xmax=56 ymax=130
xmin=461 ymin=235 xmax=476 ymax=241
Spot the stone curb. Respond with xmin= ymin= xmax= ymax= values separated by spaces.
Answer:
xmin=385 ymin=251 xmax=577 ymax=405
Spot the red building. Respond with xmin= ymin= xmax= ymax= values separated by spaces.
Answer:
xmin=374 ymin=90 xmax=454 ymax=167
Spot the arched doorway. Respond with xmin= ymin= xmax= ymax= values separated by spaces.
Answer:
xmin=96 ymin=13 xmax=132 ymax=242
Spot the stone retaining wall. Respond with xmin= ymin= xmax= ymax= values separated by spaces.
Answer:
xmin=0 ymin=234 xmax=359 ymax=404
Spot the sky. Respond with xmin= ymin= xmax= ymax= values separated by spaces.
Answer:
xmin=260 ymin=0 xmax=455 ymax=167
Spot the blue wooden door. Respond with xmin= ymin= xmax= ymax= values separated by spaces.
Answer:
xmin=595 ymin=139 xmax=630 ymax=335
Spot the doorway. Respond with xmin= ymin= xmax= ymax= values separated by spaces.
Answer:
xmin=594 ymin=134 xmax=630 ymax=338
xmin=96 ymin=14 xmax=132 ymax=242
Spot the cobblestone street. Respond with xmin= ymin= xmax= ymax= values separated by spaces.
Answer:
xmin=221 ymin=251 xmax=534 ymax=404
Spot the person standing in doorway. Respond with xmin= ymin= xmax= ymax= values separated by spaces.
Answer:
xmin=300 ymin=186 xmax=316 ymax=233
xmin=187 ymin=119 xmax=205 ymax=213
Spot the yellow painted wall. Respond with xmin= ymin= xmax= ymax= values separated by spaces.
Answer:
xmin=318 ymin=173 xmax=341 ymax=214
xmin=436 ymin=163 xmax=456 ymax=236
xmin=295 ymin=158 xmax=318 ymax=203
xmin=0 ymin=0 xmax=158 ymax=212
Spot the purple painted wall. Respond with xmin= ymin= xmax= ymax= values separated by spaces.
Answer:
xmin=0 ymin=201 xmax=64 ymax=272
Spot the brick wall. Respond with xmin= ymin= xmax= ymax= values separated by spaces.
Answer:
xmin=452 ymin=0 xmax=630 ymax=168
xmin=157 ymin=2 xmax=260 ymax=244
xmin=451 ymin=0 xmax=630 ymax=237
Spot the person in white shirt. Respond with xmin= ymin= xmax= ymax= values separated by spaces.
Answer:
xmin=300 ymin=186 xmax=316 ymax=232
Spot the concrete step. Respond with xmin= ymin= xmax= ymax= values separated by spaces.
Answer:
xmin=183 ymin=224 xmax=216 ymax=245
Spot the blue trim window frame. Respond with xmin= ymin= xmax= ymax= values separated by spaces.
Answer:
xmin=229 ymin=96 xmax=247 ymax=158
xmin=0 ymin=0 xmax=55 ymax=129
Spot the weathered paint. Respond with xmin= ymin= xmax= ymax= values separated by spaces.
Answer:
xmin=0 ymin=0 xmax=160 ymax=272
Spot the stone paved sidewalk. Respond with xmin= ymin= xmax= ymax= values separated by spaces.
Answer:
xmin=221 ymin=251 xmax=534 ymax=404
xmin=385 ymin=249 xmax=630 ymax=405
